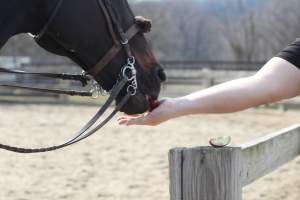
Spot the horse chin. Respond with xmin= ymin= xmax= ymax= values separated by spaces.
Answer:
xmin=118 ymin=92 xmax=150 ymax=115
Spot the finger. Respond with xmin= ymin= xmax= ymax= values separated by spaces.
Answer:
xmin=126 ymin=114 xmax=141 ymax=117
xmin=126 ymin=115 xmax=150 ymax=126
xmin=117 ymin=114 xmax=144 ymax=121
xmin=118 ymin=115 xmax=146 ymax=125
xmin=117 ymin=116 xmax=128 ymax=121
xmin=118 ymin=114 xmax=144 ymax=119
xmin=117 ymin=116 xmax=134 ymax=122
xmin=118 ymin=119 xmax=129 ymax=125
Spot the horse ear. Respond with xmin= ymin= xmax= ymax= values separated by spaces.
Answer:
xmin=135 ymin=16 xmax=152 ymax=33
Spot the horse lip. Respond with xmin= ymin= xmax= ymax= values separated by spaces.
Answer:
xmin=147 ymin=94 xmax=157 ymax=100
xmin=147 ymin=95 xmax=159 ymax=112
xmin=146 ymin=95 xmax=157 ymax=102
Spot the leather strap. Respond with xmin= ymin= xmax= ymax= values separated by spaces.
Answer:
xmin=65 ymin=93 xmax=130 ymax=146
xmin=0 ymin=78 xmax=128 ymax=153
xmin=104 ymin=0 xmax=134 ymax=59
xmin=35 ymin=0 xmax=64 ymax=40
xmin=97 ymin=0 xmax=119 ymax=45
xmin=0 ymin=84 xmax=93 ymax=97
xmin=0 ymin=68 xmax=91 ymax=86
xmin=88 ymin=24 xmax=140 ymax=76
xmin=88 ymin=0 xmax=140 ymax=77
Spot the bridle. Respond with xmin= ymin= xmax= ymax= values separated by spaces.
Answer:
xmin=0 ymin=0 xmax=146 ymax=153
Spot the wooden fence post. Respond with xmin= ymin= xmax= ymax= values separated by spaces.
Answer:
xmin=169 ymin=147 xmax=242 ymax=200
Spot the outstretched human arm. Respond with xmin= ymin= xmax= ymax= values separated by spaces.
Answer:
xmin=118 ymin=57 xmax=300 ymax=126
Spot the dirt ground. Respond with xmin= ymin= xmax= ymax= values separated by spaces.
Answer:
xmin=0 ymin=104 xmax=299 ymax=200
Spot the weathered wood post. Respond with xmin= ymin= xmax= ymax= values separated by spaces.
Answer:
xmin=169 ymin=147 xmax=242 ymax=200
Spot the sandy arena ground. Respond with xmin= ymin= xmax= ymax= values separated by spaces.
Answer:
xmin=0 ymin=104 xmax=299 ymax=200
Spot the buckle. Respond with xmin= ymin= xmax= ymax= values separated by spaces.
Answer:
xmin=120 ymin=39 xmax=129 ymax=45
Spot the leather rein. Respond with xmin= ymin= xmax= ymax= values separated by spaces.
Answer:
xmin=0 ymin=0 xmax=143 ymax=153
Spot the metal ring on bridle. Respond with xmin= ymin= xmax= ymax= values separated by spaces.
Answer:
xmin=127 ymin=85 xmax=137 ymax=96
xmin=122 ymin=66 xmax=135 ymax=81
xmin=127 ymin=56 xmax=135 ymax=65
xmin=131 ymin=80 xmax=137 ymax=89
xmin=121 ymin=39 xmax=129 ymax=45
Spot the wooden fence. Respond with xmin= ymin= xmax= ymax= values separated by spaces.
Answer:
xmin=2 ymin=61 xmax=298 ymax=109
xmin=0 ymin=64 xmax=82 ymax=102
xmin=169 ymin=125 xmax=300 ymax=200
xmin=161 ymin=61 xmax=260 ymax=87
xmin=161 ymin=60 xmax=265 ymax=71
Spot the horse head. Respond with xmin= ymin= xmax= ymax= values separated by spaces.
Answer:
xmin=33 ymin=0 xmax=166 ymax=114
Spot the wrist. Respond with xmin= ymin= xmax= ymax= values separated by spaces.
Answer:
xmin=172 ymin=97 xmax=191 ymax=118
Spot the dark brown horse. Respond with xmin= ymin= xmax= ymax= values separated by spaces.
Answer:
xmin=0 ymin=0 xmax=166 ymax=114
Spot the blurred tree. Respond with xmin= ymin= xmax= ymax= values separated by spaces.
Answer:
xmin=1 ymin=0 xmax=299 ymax=66
xmin=259 ymin=0 xmax=300 ymax=58
xmin=207 ymin=0 xmax=261 ymax=61
xmin=132 ymin=0 xmax=224 ymax=60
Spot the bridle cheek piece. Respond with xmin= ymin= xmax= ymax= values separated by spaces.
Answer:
xmin=0 ymin=0 xmax=149 ymax=153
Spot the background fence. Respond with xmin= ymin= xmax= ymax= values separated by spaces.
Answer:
xmin=0 ymin=60 xmax=299 ymax=109
xmin=0 ymin=60 xmax=261 ymax=100
xmin=0 ymin=61 xmax=85 ymax=104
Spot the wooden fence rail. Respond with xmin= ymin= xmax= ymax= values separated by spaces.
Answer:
xmin=161 ymin=60 xmax=265 ymax=71
xmin=169 ymin=125 xmax=300 ymax=200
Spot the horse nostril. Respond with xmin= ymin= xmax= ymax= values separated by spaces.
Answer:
xmin=157 ymin=68 xmax=167 ymax=82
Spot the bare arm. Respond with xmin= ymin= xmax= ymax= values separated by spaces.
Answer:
xmin=118 ymin=57 xmax=300 ymax=126
xmin=176 ymin=57 xmax=300 ymax=114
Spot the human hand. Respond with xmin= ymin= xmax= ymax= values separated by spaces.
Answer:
xmin=117 ymin=98 xmax=178 ymax=126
